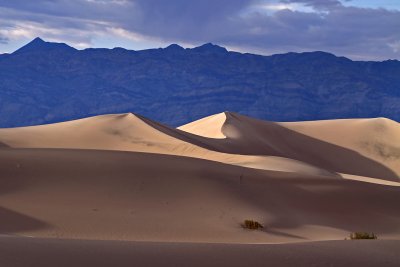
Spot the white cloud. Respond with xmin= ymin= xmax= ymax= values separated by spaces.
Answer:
xmin=84 ymin=0 xmax=131 ymax=6
xmin=257 ymin=2 xmax=315 ymax=13
xmin=388 ymin=40 xmax=400 ymax=53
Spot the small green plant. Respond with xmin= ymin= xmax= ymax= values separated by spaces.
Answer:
xmin=349 ymin=232 xmax=377 ymax=240
xmin=242 ymin=219 xmax=264 ymax=230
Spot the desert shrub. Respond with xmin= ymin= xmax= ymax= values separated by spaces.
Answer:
xmin=349 ymin=232 xmax=377 ymax=240
xmin=242 ymin=219 xmax=264 ymax=230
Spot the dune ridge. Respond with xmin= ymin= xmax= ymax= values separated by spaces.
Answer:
xmin=0 ymin=112 xmax=399 ymax=247
xmin=1 ymin=111 xmax=398 ymax=181
xmin=180 ymin=112 xmax=400 ymax=181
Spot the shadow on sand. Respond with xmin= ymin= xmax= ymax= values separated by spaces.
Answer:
xmin=143 ymin=113 xmax=399 ymax=182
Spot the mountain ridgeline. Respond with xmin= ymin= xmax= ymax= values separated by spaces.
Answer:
xmin=0 ymin=37 xmax=399 ymax=127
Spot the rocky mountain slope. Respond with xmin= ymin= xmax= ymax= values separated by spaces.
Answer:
xmin=0 ymin=37 xmax=399 ymax=127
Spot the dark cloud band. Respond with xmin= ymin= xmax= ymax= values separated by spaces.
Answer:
xmin=0 ymin=0 xmax=399 ymax=60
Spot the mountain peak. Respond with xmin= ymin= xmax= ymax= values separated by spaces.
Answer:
xmin=13 ymin=37 xmax=76 ymax=54
xmin=192 ymin=43 xmax=228 ymax=54
xmin=31 ymin=37 xmax=45 ymax=44
xmin=165 ymin=44 xmax=184 ymax=51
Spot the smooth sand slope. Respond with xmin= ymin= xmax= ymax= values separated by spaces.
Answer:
xmin=0 ymin=113 xmax=336 ymax=177
xmin=180 ymin=112 xmax=400 ymax=181
xmin=1 ymin=149 xmax=400 ymax=242
xmin=0 ymin=112 xmax=399 ymax=266
xmin=1 ymin=112 xmax=399 ymax=181
xmin=1 ymin=236 xmax=399 ymax=267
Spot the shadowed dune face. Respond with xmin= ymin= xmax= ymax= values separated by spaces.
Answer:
xmin=180 ymin=113 xmax=400 ymax=181
xmin=0 ymin=148 xmax=400 ymax=242
xmin=222 ymin=114 xmax=399 ymax=181
xmin=0 ymin=153 xmax=51 ymax=234
xmin=0 ymin=142 xmax=9 ymax=148
xmin=0 ymin=112 xmax=399 ymax=243
xmin=0 ymin=112 xmax=398 ymax=182
xmin=0 ymin=207 xmax=50 ymax=234
xmin=280 ymin=117 xmax=400 ymax=174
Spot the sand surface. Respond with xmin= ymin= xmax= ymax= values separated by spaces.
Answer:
xmin=1 ymin=112 xmax=399 ymax=181
xmin=1 ymin=236 xmax=399 ymax=267
xmin=0 ymin=112 xmax=399 ymax=265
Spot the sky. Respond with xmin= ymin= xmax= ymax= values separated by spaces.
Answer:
xmin=0 ymin=0 xmax=399 ymax=60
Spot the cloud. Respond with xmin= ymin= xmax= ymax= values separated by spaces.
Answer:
xmin=0 ymin=35 xmax=8 ymax=44
xmin=0 ymin=0 xmax=399 ymax=60
xmin=224 ymin=4 xmax=400 ymax=60
xmin=281 ymin=0 xmax=343 ymax=10
xmin=125 ymin=0 xmax=252 ymax=42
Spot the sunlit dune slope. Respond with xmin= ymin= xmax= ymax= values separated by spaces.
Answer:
xmin=180 ymin=112 xmax=400 ymax=181
xmin=0 ymin=112 xmax=399 ymax=181
xmin=0 ymin=113 xmax=336 ymax=178
xmin=1 ymin=148 xmax=400 ymax=243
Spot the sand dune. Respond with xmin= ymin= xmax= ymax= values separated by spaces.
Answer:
xmin=1 ymin=112 xmax=399 ymax=182
xmin=1 ymin=148 xmax=400 ymax=243
xmin=0 ymin=113 xmax=181 ymax=153
xmin=177 ymin=112 xmax=227 ymax=139
xmin=0 ymin=113 xmax=337 ymax=177
xmin=0 ymin=112 xmax=399 ymax=265
xmin=180 ymin=112 xmax=400 ymax=181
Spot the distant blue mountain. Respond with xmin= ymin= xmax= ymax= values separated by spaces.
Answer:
xmin=13 ymin=37 xmax=77 ymax=54
xmin=0 ymin=38 xmax=399 ymax=127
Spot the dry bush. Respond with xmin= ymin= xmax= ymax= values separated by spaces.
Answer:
xmin=349 ymin=232 xmax=377 ymax=240
xmin=242 ymin=219 xmax=264 ymax=230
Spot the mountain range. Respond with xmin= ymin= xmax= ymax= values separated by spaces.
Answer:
xmin=0 ymin=37 xmax=399 ymax=127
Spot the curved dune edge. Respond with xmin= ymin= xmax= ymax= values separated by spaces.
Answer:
xmin=178 ymin=112 xmax=228 ymax=139
xmin=0 ymin=112 xmax=399 ymax=183
xmin=0 ymin=113 xmax=336 ymax=178
xmin=341 ymin=173 xmax=400 ymax=186
xmin=180 ymin=112 xmax=400 ymax=181
xmin=0 ymin=111 xmax=400 ymax=245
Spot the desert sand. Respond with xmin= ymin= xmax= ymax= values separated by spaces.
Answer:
xmin=0 ymin=112 xmax=399 ymax=266
xmin=1 ymin=236 xmax=399 ymax=267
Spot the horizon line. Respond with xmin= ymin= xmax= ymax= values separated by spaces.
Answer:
xmin=3 ymin=36 xmax=399 ymax=63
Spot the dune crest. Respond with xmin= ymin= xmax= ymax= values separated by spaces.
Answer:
xmin=180 ymin=112 xmax=400 ymax=181
xmin=0 ymin=112 xmax=399 ymax=182
xmin=0 ymin=112 xmax=337 ymax=178
xmin=177 ymin=112 xmax=227 ymax=139
xmin=0 ymin=112 xmax=400 ymax=250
